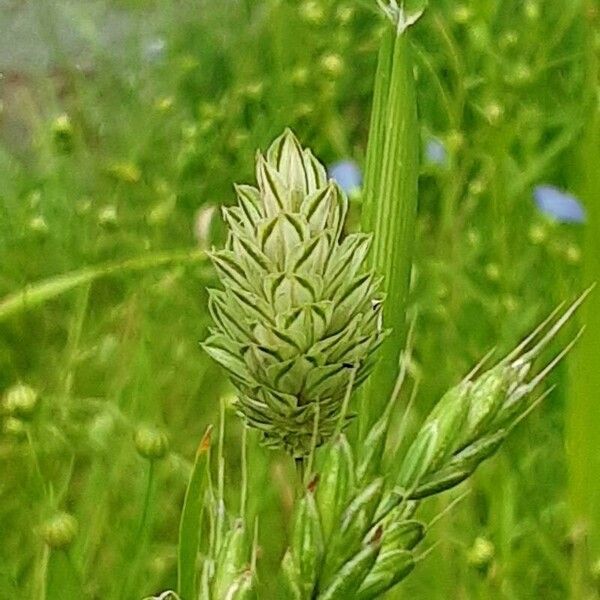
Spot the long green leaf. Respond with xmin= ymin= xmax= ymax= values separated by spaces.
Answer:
xmin=178 ymin=426 xmax=213 ymax=600
xmin=0 ymin=249 xmax=206 ymax=322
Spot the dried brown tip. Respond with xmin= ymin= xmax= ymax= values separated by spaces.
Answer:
xmin=198 ymin=425 xmax=214 ymax=454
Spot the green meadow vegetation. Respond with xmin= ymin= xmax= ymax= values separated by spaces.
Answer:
xmin=0 ymin=1 xmax=598 ymax=598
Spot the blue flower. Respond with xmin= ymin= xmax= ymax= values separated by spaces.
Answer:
xmin=533 ymin=185 xmax=586 ymax=224
xmin=424 ymin=138 xmax=448 ymax=166
xmin=328 ymin=160 xmax=362 ymax=195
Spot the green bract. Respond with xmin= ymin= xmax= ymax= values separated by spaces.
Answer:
xmin=203 ymin=130 xmax=386 ymax=457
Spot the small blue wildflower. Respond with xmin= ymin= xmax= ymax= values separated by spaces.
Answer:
xmin=533 ymin=185 xmax=586 ymax=224
xmin=424 ymin=138 xmax=448 ymax=166
xmin=328 ymin=160 xmax=362 ymax=195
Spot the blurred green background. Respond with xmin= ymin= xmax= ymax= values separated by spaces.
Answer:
xmin=0 ymin=0 xmax=598 ymax=598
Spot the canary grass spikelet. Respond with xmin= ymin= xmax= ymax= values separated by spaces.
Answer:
xmin=203 ymin=130 xmax=386 ymax=457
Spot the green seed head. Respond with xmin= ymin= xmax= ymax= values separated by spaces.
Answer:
xmin=42 ymin=512 xmax=78 ymax=549
xmin=134 ymin=425 xmax=169 ymax=461
xmin=3 ymin=383 xmax=39 ymax=420
xmin=203 ymin=130 xmax=386 ymax=457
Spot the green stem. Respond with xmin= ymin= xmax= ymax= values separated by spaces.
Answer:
xmin=135 ymin=461 xmax=155 ymax=544
xmin=119 ymin=460 xmax=155 ymax=600
xmin=295 ymin=457 xmax=306 ymax=493
xmin=33 ymin=545 xmax=50 ymax=600
xmin=27 ymin=429 xmax=48 ymax=499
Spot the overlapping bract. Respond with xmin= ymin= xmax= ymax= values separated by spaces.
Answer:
xmin=282 ymin=434 xmax=423 ymax=600
xmin=203 ymin=130 xmax=386 ymax=456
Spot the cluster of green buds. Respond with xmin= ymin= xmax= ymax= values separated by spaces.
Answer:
xmin=2 ymin=383 xmax=39 ymax=439
xmin=281 ymin=433 xmax=426 ymax=600
xmin=394 ymin=294 xmax=587 ymax=501
xmin=278 ymin=293 xmax=585 ymax=598
xmin=203 ymin=130 xmax=386 ymax=457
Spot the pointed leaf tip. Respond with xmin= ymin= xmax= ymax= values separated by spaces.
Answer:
xmin=198 ymin=425 xmax=213 ymax=454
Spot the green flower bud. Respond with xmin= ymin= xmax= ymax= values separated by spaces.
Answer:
xmin=524 ymin=1 xmax=540 ymax=21
xmin=3 ymin=383 xmax=39 ymax=419
xmin=42 ymin=512 xmax=78 ymax=549
xmin=98 ymin=204 xmax=118 ymax=227
xmin=380 ymin=519 xmax=425 ymax=553
xmin=320 ymin=54 xmax=345 ymax=78
xmin=564 ymin=244 xmax=581 ymax=264
xmin=134 ymin=425 xmax=169 ymax=460
xmin=483 ymin=102 xmax=503 ymax=125
xmin=52 ymin=114 xmax=74 ymax=153
xmin=299 ymin=0 xmax=325 ymax=24
xmin=467 ymin=537 xmax=495 ymax=572
xmin=29 ymin=215 xmax=49 ymax=237
xmin=3 ymin=416 xmax=27 ymax=439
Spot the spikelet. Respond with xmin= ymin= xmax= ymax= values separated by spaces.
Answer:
xmin=396 ymin=291 xmax=590 ymax=498
xmin=203 ymin=130 xmax=386 ymax=457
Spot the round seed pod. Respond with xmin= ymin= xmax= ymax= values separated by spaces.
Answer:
xmin=467 ymin=537 xmax=495 ymax=572
xmin=3 ymin=383 xmax=39 ymax=420
xmin=3 ymin=416 xmax=28 ymax=439
xmin=42 ymin=512 xmax=78 ymax=549
xmin=134 ymin=425 xmax=169 ymax=461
